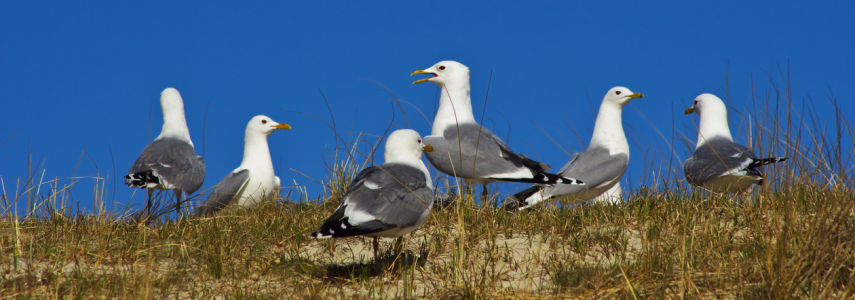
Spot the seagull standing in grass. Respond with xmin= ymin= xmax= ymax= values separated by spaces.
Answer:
xmin=503 ymin=87 xmax=643 ymax=210
xmin=125 ymin=87 xmax=205 ymax=218
xmin=411 ymin=61 xmax=582 ymax=199
xmin=683 ymin=93 xmax=787 ymax=193
xmin=311 ymin=129 xmax=434 ymax=260
xmin=195 ymin=115 xmax=291 ymax=216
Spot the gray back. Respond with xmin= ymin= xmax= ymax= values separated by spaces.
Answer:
xmin=127 ymin=137 xmax=206 ymax=194
xmin=684 ymin=137 xmax=760 ymax=185
xmin=424 ymin=123 xmax=544 ymax=179
xmin=338 ymin=163 xmax=433 ymax=228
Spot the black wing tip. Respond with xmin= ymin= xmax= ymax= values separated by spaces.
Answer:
xmin=492 ymin=172 xmax=584 ymax=185
xmin=536 ymin=172 xmax=584 ymax=185
xmin=124 ymin=171 xmax=158 ymax=188
xmin=311 ymin=217 xmax=380 ymax=239
xmin=749 ymin=157 xmax=788 ymax=168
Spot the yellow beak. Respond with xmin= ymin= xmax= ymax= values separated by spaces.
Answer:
xmin=275 ymin=124 xmax=292 ymax=129
xmin=411 ymin=70 xmax=434 ymax=84
xmin=422 ymin=144 xmax=435 ymax=152
xmin=684 ymin=107 xmax=694 ymax=115
xmin=628 ymin=93 xmax=644 ymax=99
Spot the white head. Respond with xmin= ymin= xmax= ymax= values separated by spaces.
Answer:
xmin=160 ymin=88 xmax=186 ymax=116
xmin=602 ymin=86 xmax=644 ymax=107
xmin=411 ymin=60 xmax=470 ymax=87
xmin=684 ymin=93 xmax=727 ymax=117
xmin=157 ymin=87 xmax=192 ymax=144
xmin=245 ymin=115 xmax=291 ymax=141
xmin=589 ymin=87 xmax=642 ymax=152
xmin=685 ymin=93 xmax=733 ymax=144
xmin=384 ymin=129 xmax=434 ymax=164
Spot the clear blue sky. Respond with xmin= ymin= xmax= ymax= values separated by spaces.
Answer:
xmin=2 ymin=2 xmax=853 ymax=214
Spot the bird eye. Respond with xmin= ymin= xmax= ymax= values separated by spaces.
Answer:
xmin=694 ymin=100 xmax=698 ymax=105
xmin=261 ymin=120 xmax=267 ymax=124
xmin=439 ymin=66 xmax=446 ymax=70
xmin=615 ymin=91 xmax=622 ymax=95
xmin=417 ymin=139 xmax=421 ymax=143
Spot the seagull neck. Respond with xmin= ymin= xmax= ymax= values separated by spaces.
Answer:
xmin=432 ymin=83 xmax=476 ymax=136
xmin=240 ymin=135 xmax=274 ymax=171
xmin=588 ymin=103 xmax=628 ymax=155
xmin=696 ymin=110 xmax=733 ymax=148
xmin=157 ymin=111 xmax=193 ymax=146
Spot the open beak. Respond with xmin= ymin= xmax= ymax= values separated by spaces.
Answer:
xmin=422 ymin=144 xmax=435 ymax=152
xmin=274 ymin=124 xmax=292 ymax=129
xmin=410 ymin=70 xmax=436 ymax=84
xmin=628 ymin=93 xmax=644 ymax=99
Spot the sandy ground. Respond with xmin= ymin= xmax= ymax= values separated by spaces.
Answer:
xmin=1 ymin=226 xmax=647 ymax=299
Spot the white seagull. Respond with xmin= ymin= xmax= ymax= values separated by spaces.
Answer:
xmin=125 ymin=87 xmax=205 ymax=217
xmin=411 ymin=61 xmax=582 ymax=198
xmin=311 ymin=129 xmax=435 ymax=259
xmin=195 ymin=115 xmax=291 ymax=216
xmin=683 ymin=93 xmax=787 ymax=193
xmin=504 ymin=87 xmax=642 ymax=210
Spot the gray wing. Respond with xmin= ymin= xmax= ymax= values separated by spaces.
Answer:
xmin=125 ymin=137 xmax=206 ymax=194
xmin=343 ymin=164 xmax=433 ymax=228
xmin=542 ymin=147 xmax=629 ymax=197
xmin=195 ymin=169 xmax=250 ymax=216
xmin=684 ymin=137 xmax=759 ymax=185
xmin=424 ymin=123 xmax=548 ymax=180
xmin=311 ymin=164 xmax=433 ymax=238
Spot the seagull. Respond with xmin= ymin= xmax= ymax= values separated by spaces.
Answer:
xmin=311 ymin=129 xmax=435 ymax=260
xmin=594 ymin=182 xmax=623 ymax=204
xmin=195 ymin=115 xmax=291 ymax=216
xmin=411 ymin=60 xmax=582 ymax=199
xmin=683 ymin=93 xmax=787 ymax=193
xmin=125 ymin=87 xmax=205 ymax=218
xmin=503 ymin=87 xmax=642 ymax=210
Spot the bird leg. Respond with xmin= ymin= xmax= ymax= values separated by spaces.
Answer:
xmin=175 ymin=190 xmax=183 ymax=218
xmin=373 ymin=237 xmax=380 ymax=261
xmin=481 ymin=184 xmax=489 ymax=204
xmin=139 ymin=188 xmax=154 ymax=223
xmin=394 ymin=237 xmax=404 ymax=257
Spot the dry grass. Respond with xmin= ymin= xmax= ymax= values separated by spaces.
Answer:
xmin=2 ymin=74 xmax=854 ymax=299
xmin=1 ymin=184 xmax=853 ymax=299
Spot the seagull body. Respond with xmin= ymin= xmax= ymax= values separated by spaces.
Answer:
xmin=411 ymin=61 xmax=582 ymax=194
xmin=125 ymin=88 xmax=205 ymax=215
xmin=594 ymin=182 xmax=623 ymax=204
xmin=195 ymin=115 xmax=290 ymax=216
xmin=311 ymin=129 xmax=434 ymax=258
xmin=683 ymin=93 xmax=786 ymax=193
xmin=504 ymin=87 xmax=642 ymax=210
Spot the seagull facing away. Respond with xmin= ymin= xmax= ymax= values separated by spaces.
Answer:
xmin=311 ymin=129 xmax=435 ymax=260
xmin=125 ymin=87 xmax=205 ymax=218
xmin=195 ymin=115 xmax=291 ymax=216
xmin=411 ymin=61 xmax=582 ymax=198
xmin=683 ymin=93 xmax=787 ymax=193
xmin=503 ymin=87 xmax=643 ymax=210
